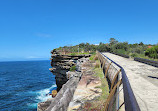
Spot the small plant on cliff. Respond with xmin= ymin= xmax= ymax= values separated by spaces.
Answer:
xmin=70 ymin=65 xmax=76 ymax=71
xmin=70 ymin=53 xmax=77 ymax=56
xmin=89 ymin=51 xmax=96 ymax=55
xmin=95 ymin=62 xmax=100 ymax=68
xmin=94 ymin=55 xmax=98 ymax=60
xmin=89 ymin=55 xmax=94 ymax=61
xmin=89 ymin=54 xmax=98 ymax=61
xmin=82 ymin=60 xmax=109 ymax=110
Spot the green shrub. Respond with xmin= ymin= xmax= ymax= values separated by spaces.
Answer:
xmin=116 ymin=49 xmax=126 ymax=54
xmin=89 ymin=55 xmax=95 ymax=61
xmin=70 ymin=65 xmax=76 ymax=71
xmin=89 ymin=56 xmax=94 ymax=61
xmin=89 ymin=51 xmax=96 ymax=55
xmin=130 ymin=53 xmax=137 ymax=58
xmin=135 ymin=47 xmax=143 ymax=54
xmin=94 ymin=55 xmax=98 ymax=60
xmin=70 ymin=53 xmax=76 ymax=56
xmin=145 ymin=45 xmax=158 ymax=59
xmin=89 ymin=54 xmax=98 ymax=61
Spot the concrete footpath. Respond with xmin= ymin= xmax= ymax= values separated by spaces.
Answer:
xmin=103 ymin=52 xmax=158 ymax=111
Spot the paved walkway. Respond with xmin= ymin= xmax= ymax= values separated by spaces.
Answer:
xmin=102 ymin=52 xmax=158 ymax=111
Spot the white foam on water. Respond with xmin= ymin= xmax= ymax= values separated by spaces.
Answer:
xmin=28 ymin=84 xmax=57 ymax=108
xmin=36 ymin=84 xmax=57 ymax=102
xmin=27 ymin=103 xmax=37 ymax=108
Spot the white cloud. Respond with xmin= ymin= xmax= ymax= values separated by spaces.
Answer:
xmin=27 ymin=56 xmax=41 ymax=59
xmin=36 ymin=33 xmax=52 ymax=38
xmin=26 ymin=56 xmax=49 ymax=60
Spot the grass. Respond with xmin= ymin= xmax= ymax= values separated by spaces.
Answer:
xmin=89 ymin=53 xmax=98 ymax=61
xmin=138 ymin=54 xmax=158 ymax=61
xmin=93 ymin=60 xmax=109 ymax=102
xmin=130 ymin=53 xmax=158 ymax=61
xmin=68 ymin=52 xmax=91 ymax=56
xmin=89 ymin=54 xmax=95 ymax=61
xmin=67 ymin=51 xmax=96 ymax=57
xmin=69 ymin=65 xmax=76 ymax=71
xmin=82 ymin=57 xmax=109 ymax=110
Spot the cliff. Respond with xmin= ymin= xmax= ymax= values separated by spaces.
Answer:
xmin=49 ymin=50 xmax=91 ymax=91
xmin=37 ymin=50 xmax=91 ymax=111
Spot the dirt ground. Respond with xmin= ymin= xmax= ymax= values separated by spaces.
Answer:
xmin=103 ymin=52 xmax=158 ymax=111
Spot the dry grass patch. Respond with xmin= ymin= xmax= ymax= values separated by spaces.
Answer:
xmin=81 ymin=56 xmax=109 ymax=111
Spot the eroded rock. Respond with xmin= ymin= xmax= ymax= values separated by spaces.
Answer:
xmin=37 ymin=50 xmax=91 ymax=111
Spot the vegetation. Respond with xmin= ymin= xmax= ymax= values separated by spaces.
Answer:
xmin=94 ymin=59 xmax=109 ymax=100
xmin=89 ymin=53 xmax=97 ymax=61
xmin=82 ymin=55 xmax=109 ymax=110
xmin=54 ymin=38 xmax=158 ymax=61
xmin=89 ymin=54 xmax=95 ymax=61
xmin=79 ymin=54 xmax=109 ymax=111
xmin=145 ymin=45 xmax=158 ymax=59
xmin=68 ymin=52 xmax=90 ymax=56
xmin=69 ymin=65 xmax=76 ymax=71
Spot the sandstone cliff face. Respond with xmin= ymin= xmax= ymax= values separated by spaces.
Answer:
xmin=49 ymin=50 xmax=90 ymax=91
xmin=37 ymin=50 xmax=91 ymax=111
xmin=45 ymin=71 xmax=82 ymax=111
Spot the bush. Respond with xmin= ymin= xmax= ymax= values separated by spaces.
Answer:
xmin=89 ymin=55 xmax=95 ymax=61
xmin=115 ymin=49 xmax=126 ymax=54
xmin=70 ymin=53 xmax=76 ymax=56
xmin=145 ymin=45 xmax=158 ymax=59
xmin=89 ymin=51 xmax=96 ymax=55
xmin=97 ymin=43 xmax=110 ymax=52
xmin=70 ymin=65 xmax=76 ymax=71
xmin=134 ymin=47 xmax=144 ymax=54
xmin=89 ymin=54 xmax=98 ymax=61
xmin=130 ymin=53 xmax=137 ymax=58
xmin=94 ymin=55 xmax=98 ymax=60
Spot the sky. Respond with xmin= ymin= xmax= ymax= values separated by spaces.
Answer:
xmin=0 ymin=0 xmax=158 ymax=61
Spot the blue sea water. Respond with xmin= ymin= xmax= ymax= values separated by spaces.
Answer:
xmin=0 ymin=60 xmax=56 ymax=111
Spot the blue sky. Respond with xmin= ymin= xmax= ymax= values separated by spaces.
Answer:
xmin=0 ymin=0 xmax=158 ymax=61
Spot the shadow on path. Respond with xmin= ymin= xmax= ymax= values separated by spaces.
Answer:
xmin=148 ymin=76 xmax=158 ymax=79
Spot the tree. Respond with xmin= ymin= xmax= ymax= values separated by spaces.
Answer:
xmin=97 ymin=43 xmax=110 ymax=52
xmin=79 ymin=43 xmax=85 ymax=48
xmin=109 ymin=38 xmax=118 ymax=46
xmin=84 ymin=43 xmax=91 ymax=52
xmin=139 ymin=42 xmax=144 ymax=46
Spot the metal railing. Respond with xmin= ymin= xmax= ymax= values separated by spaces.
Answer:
xmin=110 ymin=51 xmax=129 ymax=58
xmin=134 ymin=57 xmax=158 ymax=67
xmin=97 ymin=51 xmax=140 ymax=111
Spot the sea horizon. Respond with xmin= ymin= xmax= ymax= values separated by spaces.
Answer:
xmin=0 ymin=59 xmax=50 ymax=63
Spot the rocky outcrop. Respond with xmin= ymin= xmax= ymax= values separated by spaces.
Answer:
xmin=37 ymin=50 xmax=91 ymax=111
xmin=37 ymin=71 xmax=82 ymax=111
xmin=45 ymin=71 xmax=82 ymax=111
xmin=49 ymin=50 xmax=91 ymax=91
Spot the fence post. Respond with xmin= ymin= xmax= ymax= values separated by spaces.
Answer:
xmin=110 ymin=69 xmax=121 ymax=91
xmin=104 ymin=79 xmax=122 ymax=111
xmin=104 ymin=61 xmax=112 ymax=78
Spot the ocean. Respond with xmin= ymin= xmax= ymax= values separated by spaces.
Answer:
xmin=0 ymin=60 xmax=56 ymax=111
